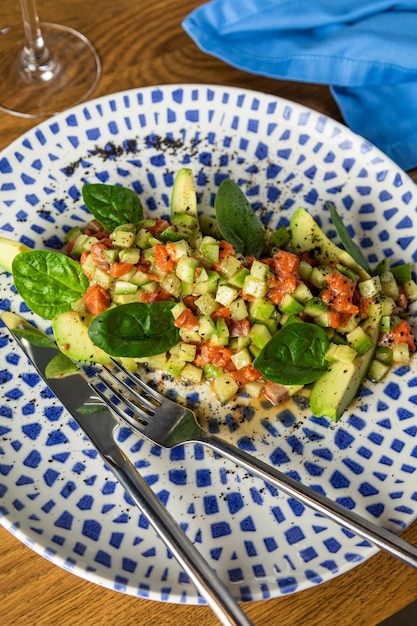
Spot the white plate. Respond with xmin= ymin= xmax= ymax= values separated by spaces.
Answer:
xmin=1 ymin=85 xmax=417 ymax=603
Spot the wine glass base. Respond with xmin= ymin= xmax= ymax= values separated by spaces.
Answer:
xmin=0 ymin=22 xmax=101 ymax=118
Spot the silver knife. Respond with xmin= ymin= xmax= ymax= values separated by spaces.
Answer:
xmin=1 ymin=312 xmax=253 ymax=626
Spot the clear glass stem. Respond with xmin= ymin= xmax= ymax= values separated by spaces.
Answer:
xmin=19 ymin=0 xmax=54 ymax=75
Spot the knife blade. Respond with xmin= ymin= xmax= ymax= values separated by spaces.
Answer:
xmin=1 ymin=312 xmax=253 ymax=626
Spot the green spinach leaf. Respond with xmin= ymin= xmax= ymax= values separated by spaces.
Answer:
xmin=215 ymin=179 xmax=265 ymax=257
xmin=88 ymin=301 xmax=180 ymax=358
xmin=326 ymin=202 xmax=372 ymax=275
xmin=12 ymin=251 xmax=89 ymax=320
xmin=253 ymin=322 xmax=330 ymax=385
xmin=82 ymin=183 xmax=143 ymax=231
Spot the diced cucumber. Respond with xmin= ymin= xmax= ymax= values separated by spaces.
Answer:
xmin=112 ymin=229 xmax=135 ymax=248
xmin=216 ymin=283 xmax=239 ymax=306
xmin=309 ymin=266 xmax=333 ymax=288
xmin=325 ymin=343 xmax=357 ymax=364
xmin=346 ymin=325 xmax=374 ymax=355
xmin=113 ymin=280 xmax=138 ymax=296
xmin=374 ymin=345 xmax=393 ymax=365
xmin=392 ymin=342 xmax=410 ymax=364
xmin=358 ymin=276 xmax=381 ymax=298
xmin=368 ymin=359 xmax=390 ymax=382
xmin=404 ymin=279 xmax=417 ymax=302
xmin=195 ymin=293 xmax=218 ymax=316
xmin=293 ymin=282 xmax=313 ymax=303
xmin=135 ymin=228 xmax=152 ymax=249
xmin=337 ymin=314 xmax=360 ymax=333
xmin=380 ymin=271 xmax=400 ymax=299
xmin=248 ymin=323 xmax=272 ymax=349
xmin=119 ymin=247 xmax=140 ymax=265
xmin=181 ymin=363 xmax=203 ymax=384
xmin=166 ymin=355 xmax=186 ymax=376
xmin=303 ymin=297 xmax=328 ymax=317
xmin=211 ymin=317 xmax=229 ymax=346
xmin=179 ymin=329 xmax=201 ymax=343
xmin=160 ymin=272 xmax=182 ymax=298
xmin=228 ymin=267 xmax=250 ymax=288
xmin=198 ymin=316 xmax=217 ymax=340
xmin=250 ymin=260 xmax=270 ymax=280
xmin=298 ymin=260 xmax=312 ymax=281
xmin=178 ymin=343 xmax=197 ymax=362
xmin=231 ymin=348 xmax=252 ymax=370
xmin=170 ymin=301 xmax=187 ymax=320
xmin=175 ymin=255 xmax=200 ymax=283
xmin=278 ymin=293 xmax=304 ymax=315
xmin=199 ymin=236 xmax=220 ymax=265
xmin=217 ymin=255 xmax=242 ymax=279
xmin=242 ymin=275 xmax=268 ymax=299
xmin=93 ymin=267 xmax=114 ymax=290
xmin=245 ymin=379 xmax=264 ymax=398
xmin=391 ymin=263 xmax=412 ymax=284
xmin=212 ymin=372 xmax=239 ymax=403
xmin=203 ymin=363 xmax=223 ymax=378
xmin=230 ymin=297 xmax=248 ymax=321
xmin=249 ymin=298 xmax=275 ymax=322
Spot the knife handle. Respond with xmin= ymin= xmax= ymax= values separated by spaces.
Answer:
xmin=101 ymin=441 xmax=253 ymax=626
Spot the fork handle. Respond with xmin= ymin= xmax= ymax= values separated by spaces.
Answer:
xmin=105 ymin=444 xmax=254 ymax=626
xmin=201 ymin=433 xmax=417 ymax=569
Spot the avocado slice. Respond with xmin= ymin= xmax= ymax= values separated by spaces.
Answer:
xmin=310 ymin=315 xmax=380 ymax=421
xmin=290 ymin=207 xmax=370 ymax=281
xmin=52 ymin=310 xmax=112 ymax=364
xmin=0 ymin=236 xmax=31 ymax=274
xmin=171 ymin=168 xmax=202 ymax=247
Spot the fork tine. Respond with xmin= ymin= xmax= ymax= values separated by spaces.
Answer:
xmin=109 ymin=358 xmax=164 ymax=403
xmin=101 ymin=365 xmax=158 ymax=413
xmin=90 ymin=380 xmax=151 ymax=430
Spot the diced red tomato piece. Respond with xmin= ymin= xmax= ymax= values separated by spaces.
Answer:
xmin=82 ymin=284 xmax=111 ymax=314
xmin=182 ymin=295 xmax=199 ymax=312
xmin=148 ymin=218 xmax=171 ymax=235
xmin=230 ymin=364 xmax=262 ymax=386
xmin=154 ymin=243 xmax=175 ymax=274
xmin=211 ymin=306 xmax=231 ymax=321
xmin=138 ymin=287 xmax=172 ymax=303
xmin=194 ymin=342 xmax=233 ymax=368
xmin=174 ymin=308 xmax=199 ymax=330
xmin=380 ymin=319 xmax=416 ymax=352
xmin=321 ymin=270 xmax=359 ymax=315
xmin=109 ymin=262 xmax=134 ymax=278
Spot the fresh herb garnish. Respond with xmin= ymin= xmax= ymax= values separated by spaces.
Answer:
xmin=254 ymin=322 xmax=330 ymax=385
xmin=82 ymin=183 xmax=143 ymax=232
xmin=12 ymin=251 xmax=89 ymax=320
xmin=215 ymin=179 xmax=265 ymax=257
xmin=326 ymin=201 xmax=372 ymax=276
xmin=88 ymin=301 xmax=180 ymax=358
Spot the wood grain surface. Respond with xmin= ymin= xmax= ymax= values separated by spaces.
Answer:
xmin=1 ymin=2 xmax=417 ymax=625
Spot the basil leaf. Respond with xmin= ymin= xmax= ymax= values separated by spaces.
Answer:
xmin=82 ymin=183 xmax=143 ymax=231
xmin=215 ymin=179 xmax=265 ymax=256
xmin=326 ymin=202 xmax=372 ymax=276
xmin=254 ymin=323 xmax=330 ymax=385
xmin=12 ymin=251 xmax=89 ymax=320
xmin=88 ymin=301 xmax=180 ymax=358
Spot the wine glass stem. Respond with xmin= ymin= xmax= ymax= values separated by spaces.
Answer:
xmin=19 ymin=0 xmax=54 ymax=75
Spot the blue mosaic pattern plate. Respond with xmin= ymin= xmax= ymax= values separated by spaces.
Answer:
xmin=1 ymin=85 xmax=417 ymax=604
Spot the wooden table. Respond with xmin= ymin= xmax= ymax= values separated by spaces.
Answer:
xmin=1 ymin=1 xmax=417 ymax=624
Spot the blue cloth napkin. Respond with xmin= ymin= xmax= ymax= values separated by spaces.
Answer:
xmin=183 ymin=0 xmax=417 ymax=171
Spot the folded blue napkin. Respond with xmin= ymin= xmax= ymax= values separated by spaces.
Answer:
xmin=183 ymin=0 xmax=417 ymax=171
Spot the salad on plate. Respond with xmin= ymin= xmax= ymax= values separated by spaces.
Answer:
xmin=1 ymin=167 xmax=416 ymax=422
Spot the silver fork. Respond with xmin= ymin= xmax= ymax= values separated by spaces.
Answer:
xmin=94 ymin=358 xmax=417 ymax=570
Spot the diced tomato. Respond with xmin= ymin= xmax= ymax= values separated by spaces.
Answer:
xmin=148 ymin=218 xmax=171 ymax=236
xmin=174 ymin=308 xmax=199 ymax=330
xmin=82 ymin=284 xmax=111 ymax=314
xmin=321 ymin=270 xmax=359 ymax=315
xmin=91 ymin=242 xmax=111 ymax=271
xmin=109 ymin=261 xmax=134 ymax=278
xmin=230 ymin=364 xmax=262 ymax=386
xmin=84 ymin=220 xmax=110 ymax=240
xmin=194 ymin=341 xmax=233 ymax=368
xmin=268 ymin=249 xmax=299 ymax=305
xmin=166 ymin=242 xmax=183 ymax=263
xmin=213 ymin=240 xmax=236 ymax=269
xmin=211 ymin=306 xmax=231 ymax=321
xmin=380 ymin=319 xmax=416 ymax=352
xmin=154 ymin=243 xmax=175 ymax=274
xmin=138 ymin=287 xmax=172 ymax=303
xmin=229 ymin=319 xmax=250 ymax=337
xmin=137 ymin=259 xmax=152 ymax=273
xmin=182 ymin=295 xmax=199 ymax=312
